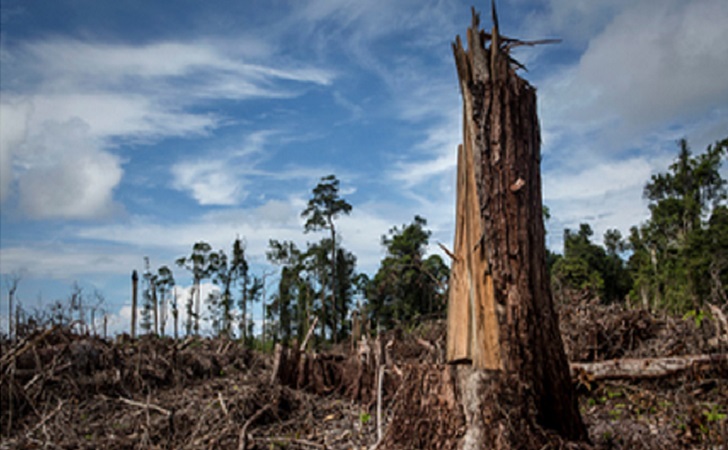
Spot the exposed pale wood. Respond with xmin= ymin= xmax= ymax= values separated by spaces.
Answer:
xmin=437 ymin=242 xmax=458 ymax=262
xmin=253 ymin=436 xmax=325 ymax=449
xmin=447 ymin=133 xmax=501 ymax=369
xmin=376 ymin=364 xmax=385 ymax=444
xmin=238 ymin=404 xmax=272 ymax=450
xmin=571 ymin=353 xmax=728 ymax=381
xmin=217 ymin=392 xmax=228 ymax=416
xmin=300 ymin=316 xmax=319 ymax=352
xmin=28 ymin=400 xmax=65 ymax=435
xmin=270 ymin=343 xmax=284 ymax=384
xmin=707 ymin=303 xmax=728 ymax=346
xmin=114 ymin=396 xmax=171 ymax=416
xmin=447 ymin=145 xmax=471 ymax=363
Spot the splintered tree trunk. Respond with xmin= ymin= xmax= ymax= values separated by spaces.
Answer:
xmin=445 ymin=6 xmax=586 ymax=447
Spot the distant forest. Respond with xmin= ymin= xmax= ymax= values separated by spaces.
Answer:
xmin=548 ymin=137 xmax=728 ymax=315
xmin=6 ymin=137 xmax=728 ymax=345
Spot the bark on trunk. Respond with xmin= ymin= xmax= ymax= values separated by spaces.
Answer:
xmin=444 ymin=5 xmax=587 ymax=446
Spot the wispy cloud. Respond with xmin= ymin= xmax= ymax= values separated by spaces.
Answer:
xmin=168 ymin=130 xmax=336 ymax=206
xmin=28 ymin=93 xmax=219 ymax=140
xmin=10 ymin=39 xmax=334 ymax=96
xmin=0 ymin=243 xmax=140 ymax=280
xmin=0 ymin=37 xmax=336 ymax=219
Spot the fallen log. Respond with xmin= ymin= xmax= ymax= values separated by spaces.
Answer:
xmin=570 ymin=353 xmax=727 ymax=382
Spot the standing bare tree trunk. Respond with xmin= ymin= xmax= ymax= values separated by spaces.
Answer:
xmin=131 ymin=270 xmax=138 ymax=339
xmin=261 ymin=270 xmax=273 ymax=347
xmin=5 ymin=274 xmax=20 ymax=343
xmin=173 ymin=287 xmax=179 ymax=340
xmin=330 ymin=224 xmax=337 ymax=344
xmin=381 ymin=6 xmax=586 ymax=449
xmin=152 ymin=283 xmax=158 ymax=336
xmin=445 ymin=6 xmax=587 ymax=446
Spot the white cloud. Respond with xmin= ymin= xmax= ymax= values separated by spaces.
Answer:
xmin=102 ymin=280 xmax=263 ymax=337
xmin=15 ymin=118 xmax=123 ymax=219
xmin=332 ymin=91 xmax=364 ymax=121
xmin=169 ymin=130 xmax=277 ymax=206
xmin=544 ymin=157 xmax=652 ymax=201
xmin=291 ymin=0 xmax=458 ymax=90
xmin=168 ymin=129 xmax=355 ymax=207
xmin=390 ymin=107 xmax=459 ymax=189
xmin=255 ymin=199 xmax=298 ymax=225
xmin=545 ymin=188 xmax=650 ymax=253
xmin=171 ymin=159 xmax=244 ymax=206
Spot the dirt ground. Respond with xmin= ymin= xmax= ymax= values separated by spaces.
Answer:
xmin=2 ymin=301 xmax=726 ymax=449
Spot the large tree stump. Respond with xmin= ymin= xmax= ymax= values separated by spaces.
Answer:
xmin=444 ymin=5 xmax=587 ymax=446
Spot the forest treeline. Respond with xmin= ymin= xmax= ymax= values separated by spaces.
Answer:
xmin=162 ymin=174 xmax=450 ymax=348
xmin=549 ymin=137 xmax=728 ymax=315
xmin=5 ymin=137 xmax=727 ymax=345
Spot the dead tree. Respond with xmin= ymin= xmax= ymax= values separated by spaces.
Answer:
xmin=378 ymin=7 xmax=587 ymax=449
xmin=445 ymin=4 xmax=586 ymax=447
xmin=131 ymin=270 xmax=139 ymax=339
xmin=5 ymin=273 xmax=21 ymax=343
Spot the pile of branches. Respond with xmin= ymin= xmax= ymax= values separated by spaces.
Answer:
xmin=2 ymin=302 xmax=726 ymax=450
xmin=558 ymin=300 xmax=719 ymax=362
xmin=0 ymin=327 xmax=297 ymax=449
xmin=1 ymin=326 xmax=385 ymax=450
xmin=1 ymin=326 xmax=261 ymax=429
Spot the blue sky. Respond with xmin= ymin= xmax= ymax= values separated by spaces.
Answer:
xmin=1 ymin=0 xmax=727 ymax=335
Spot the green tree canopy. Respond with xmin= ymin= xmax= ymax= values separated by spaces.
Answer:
xmin=301 ymin=174 xmax=353 ymax=343
xmin=629 ymin=137 xmax=728 ymax=313
xmin=367 ymin=215 xmax=449 ymax=330
xmin=551 ymin=224 xmax=631 ymax=304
